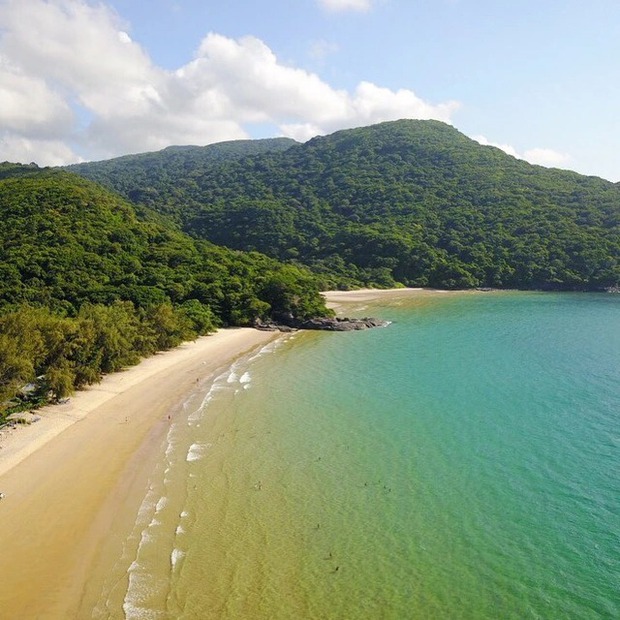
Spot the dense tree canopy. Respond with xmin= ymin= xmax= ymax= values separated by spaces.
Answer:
xmin=72 ymin=120 xmax=620 ymax=291
xmin=0 ymin=164 xmax=328 ymax=415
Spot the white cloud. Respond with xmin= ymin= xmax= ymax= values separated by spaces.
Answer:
xmin=0 ymin=135 xmax=81 ymax=167
xmin=472 ymin=135 xmax=519 ymax=158
xmin=318 ymin=0 xmax=373 ymax=13
xmin=473 ymin=135 xmax=570 ymax=169
xmin=0 ymin=57 xmax=74 ymax=137
xmin=279 ymin=123 xmax=325 ymax=143
xmin=187 ymin=33 xmax=357 ymax=126
xmin=349 ymin=81 xmax=458 ymax=125
xmin=0 ymin=0 xmax=459 ymax=165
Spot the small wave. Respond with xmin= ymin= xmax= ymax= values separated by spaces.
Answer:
xmin=123 ymin=502 xmax=171 ymax=620
xmin=163 ymin=420 xmax=181 ymax=466
xmin=239 ymin=371 xmax=251 ymax=384
xmin=171 ymin=548 xmax=185 ymax=570
xmin=123 ymin=600 xmax=161 ymax=620
xmin=186 ymin=442 xmax=210 ymax=462
xmin=226 ymin=362 xmax=242 ymax=383
xmin=123 ymin=568 xmax=165 ymax=620
xmin=186 ymin=395 xmax=211 ymax=424
xmin=187 ymin=373 xmax=230 ymax=423
xmin=248 ymin=340 xmax=282 ymax=361
xmin=138 ymin=528 xmax=154 ymax=546
xmin=155 ymin=496 xmax=167 ymax=513
xmin=136 ymin=485 xmax=158 ymax=522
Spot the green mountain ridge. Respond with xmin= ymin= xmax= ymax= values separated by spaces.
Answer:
xmin=70 ymin=120 xmax=620 ymax=291
xmin=67 ymin=137 xmax=298 ymax=207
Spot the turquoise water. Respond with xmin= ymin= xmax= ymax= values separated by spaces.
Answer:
xmin=101 ymin=291 xmax=620 ymax=619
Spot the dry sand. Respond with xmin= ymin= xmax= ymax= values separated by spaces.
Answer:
xmin=322 ymin=287 xmax=423 ymax=304
xmin=322 ymin=287 xmax=447 ymax=313
xmin=0 ymin=328 xmax=279 ymax=619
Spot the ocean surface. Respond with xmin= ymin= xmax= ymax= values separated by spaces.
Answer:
xmin=92 ymin=291 xmax=619 ymax=619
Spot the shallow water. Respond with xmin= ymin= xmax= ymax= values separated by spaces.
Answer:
xmin=92 ymin=291 xmax=620 ymax=619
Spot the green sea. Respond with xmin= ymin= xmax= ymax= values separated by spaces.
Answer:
xmin=93 ymin=291 xmax=620 ymax=619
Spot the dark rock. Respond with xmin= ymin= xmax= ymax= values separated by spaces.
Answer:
xmin=253 ymin=318 xmax=298 ymax=333
xmin=255 ymin=315 xmax=390 ymax=332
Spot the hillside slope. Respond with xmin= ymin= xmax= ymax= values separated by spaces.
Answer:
xmin=0 ymin=163 xmax=327 ymax=408
xmin=70 ymin=121 xmax=620 ymax=290
xmin=0 ymin=163 xmax=327 ymax=322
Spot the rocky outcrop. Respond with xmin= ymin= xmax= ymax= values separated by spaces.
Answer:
xmin=254 ymin=316 xmax=390 ymax=332
xmin=295 ymin=316 xmax=390 ymax=331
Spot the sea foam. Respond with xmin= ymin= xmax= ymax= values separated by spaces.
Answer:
xmin=186 ymin=442 xmax=210 ymax=462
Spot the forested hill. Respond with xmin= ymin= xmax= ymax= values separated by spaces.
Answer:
xmin=68 ymin=137 xmax=297 ymax=204
xmin=0 ymin=163 xmax=327 ymax=408
xmin=71 ymin=120 xmax=620 ymax=291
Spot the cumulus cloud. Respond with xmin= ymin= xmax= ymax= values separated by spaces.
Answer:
xmin=473 ymin=135 xmax=570 ymax=169
xmin=317 ymin=0 xmax=373 ymax=12
xmin=0 ymin=57 xmax=74 ymax=138
xmin=0 ymin=0 xmax=458 ymax=165
xmin=0 ymin=135 xmax=81 ymax=167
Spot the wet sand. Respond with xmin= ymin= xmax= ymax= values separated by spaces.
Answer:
xmin=0 ymin=328 xmax=279 ymax=619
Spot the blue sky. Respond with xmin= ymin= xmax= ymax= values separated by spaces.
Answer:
xmin=1 ymin=0 xmax=619 ymax=181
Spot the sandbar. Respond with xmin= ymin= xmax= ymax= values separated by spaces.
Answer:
xmin=0 ymin=328 xmax=279 ymax=619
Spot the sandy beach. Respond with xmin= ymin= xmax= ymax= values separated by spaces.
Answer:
xmin=0 ymin=289 xmax=428 ymax=618
xmin=322 ymin=287 xmax=451 ymax=313
xmin=0 ymin=328 xmax=279 ymax=619
xmin=322 ymin=287 xmax=422 ymax=304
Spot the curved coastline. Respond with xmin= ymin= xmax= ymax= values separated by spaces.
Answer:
xmin=0 ymin=328 xmax=280 ymax=619
xmin=0 ymin=288 xmax=431 ymax=618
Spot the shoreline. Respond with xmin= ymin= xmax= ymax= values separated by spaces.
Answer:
xmin=0 ymin=329 xmax=277 ymax=478
xmin=322 ymin=286 xmax=463 ymax=313
xmin=0 ymin=288 xmax=442 ymax=618
xmin=0 ymin=327 xmax=280 ymax=619
xmin=322 ymin=287 xmax=423 ymax=308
